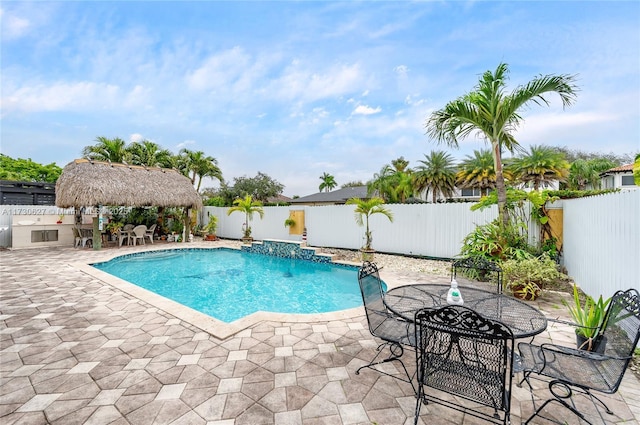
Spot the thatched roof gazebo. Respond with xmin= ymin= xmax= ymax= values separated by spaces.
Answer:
xmin=56 ymin=159 xmax=202 ymax=248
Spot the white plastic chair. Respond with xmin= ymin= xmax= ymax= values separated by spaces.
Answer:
xmin=131 ymin=225 xmax=147 ymax=246
xmin=118 ymin=224 xmax=135 ymax=247
xmin=144 ymin=224 xmax=157 ymax=244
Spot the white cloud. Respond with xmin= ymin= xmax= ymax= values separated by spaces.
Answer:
xmin=129 ymin=134 xmax=145 ymax=143
xmin=394 ymin=65 xmax=409 ymax=76
xmin=271 ymin=62 xmax=365 ymax=102
xmin=176 ymin=140 xmax=196 ymax=150
xmin=2 ymin=81 xmax=121 ymax=113
xmin=0 ymin=9 xmax=30 ymax=40
xmin=517 ymin=111 xmax=616 ymax=143
xmin=185 ymin=46 xmax=252 ymax=92
xmin=353 ymin=105 xmax=381 ymax=115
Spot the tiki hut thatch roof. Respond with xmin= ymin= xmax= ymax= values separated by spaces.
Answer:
xmin=55 ymin=159 xmax=203 ymax=209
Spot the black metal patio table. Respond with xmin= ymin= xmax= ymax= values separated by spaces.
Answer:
xmin=384 ymin=284 xmax=548 ymax=339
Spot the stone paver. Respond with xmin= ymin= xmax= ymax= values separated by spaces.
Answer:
xmin=1 ymin=242 xmax=638 ymax=425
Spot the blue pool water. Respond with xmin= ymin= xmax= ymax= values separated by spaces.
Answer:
xmin=92 ymin=248 xmax=363 ymax=323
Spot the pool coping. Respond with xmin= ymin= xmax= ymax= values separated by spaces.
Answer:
xmin=74 ymin=244 xmax=366 ymax=339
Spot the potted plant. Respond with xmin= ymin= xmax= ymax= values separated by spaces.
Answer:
xmin=345 ymin=196 xmax=393 ymax=261
xmin=284 ymin=218 xmax=296 ymax=229
xmin=57 ymin=214 xmax=64 ymax=224
xmin=203 ymin=216 xmax=218 ymax=241
xmin=106 ymin=221 xmax=124 ymax=240
xmin=563 ymin=285 xmax=611 ymax=352
xmin=227 ymin=195 xmax=264 ymax=243
xmin=502 ymin=254 xmax=560 ymax=301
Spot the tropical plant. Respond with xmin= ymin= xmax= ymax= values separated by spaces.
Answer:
xmin=345 ymin=197 xmax=393 ymax=251
xmin=227 ymin=195 xmax=264 ymax=239
xmin=455 ymin=149 xmax=496 ymax=196
xmin=319 ymin=172 xmax=337 ymax=192
xmin=127 ymin=140 xmax=174 ymax=168
xmin=426 ymin=62 xmax=578 ymax=228
xmin=106 ymin=220 xmax=124 ymax=235
xmin=203 ymin=216 xmax=218 ymax=235
xmin=82 ymin=136 xmax=129 ymax=163
xmin=178 ymin=149 xmax=223 ymax=191
xmin=502 ymin=253 xmax=560 ymax=300
xmin=366 ymin=157 xmax=414 ymax=203
xmin=367 ymin=165 xmax=397 ymax=202
xmin=413 ymin=151 xmax=457 ymax=203
xmin=507 ymin=144 xmax=570 ymax=190
xmin=564 ymin=285 xmax=611 ymax=347
xmin=460 ymin=220 xmax=532 ymax=262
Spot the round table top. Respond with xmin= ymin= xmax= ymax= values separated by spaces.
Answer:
xmin=384 ymin=283 xmax=547 ymax=339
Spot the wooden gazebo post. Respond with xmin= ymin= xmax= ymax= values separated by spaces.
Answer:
xmin=93 ymin=205 xmax=102 ymax=250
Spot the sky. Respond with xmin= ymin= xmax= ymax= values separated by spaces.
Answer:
xmin=1 ymin=1 xmax=639 ymax=197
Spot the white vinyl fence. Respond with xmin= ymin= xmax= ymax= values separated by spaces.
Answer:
xmin=562 ymin=190 xmax=639 ymax=297
xmin=206 ymin=202 xmax=498 ymax=259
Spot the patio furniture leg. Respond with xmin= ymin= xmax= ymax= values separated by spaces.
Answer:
xmin=355 ymin=341 xmax=416 ymax=394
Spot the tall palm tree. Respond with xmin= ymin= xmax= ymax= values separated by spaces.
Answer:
xmin=456 ymin=149 xmax=496 ymax=196
xmin=318 ymin=172 xmax=337 ymax=192
xmin=367 ymin=165 xmax=397 ymax=202
xmin=507 ymin=144 xmax=570 ymax=190
xmin=179 ymin=149 xmax=223 ymax=191
xmin=566 ymin=157 xmax=617 ymax=190
xmin=391 ymin=157 xmax=410 ymax=173
xmin=226 ymin=195 xmax=264 ymax=239
xmin=394 ymin=172 xmax=414 ymax=203
xmin=426 ymin=62 xmax=578 ymax=227
xmin=345 ymin=197 xmax=393 ymax=251
xmin=567 ymin=159 xmax=598 ymax=190
xmin=413 ymin=151 xmax=457 ymax=203
xmin=82 ymin=137 xmax=129 ymax=163
xmin=127 ymin=140 xmax=173 ymax=167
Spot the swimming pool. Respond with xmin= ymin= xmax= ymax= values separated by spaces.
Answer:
xmin=92 ymin=248 xmax=363 ymax=323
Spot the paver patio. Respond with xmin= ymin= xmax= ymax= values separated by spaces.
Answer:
xmin=1 ymin=241 xmax=638 ymax=424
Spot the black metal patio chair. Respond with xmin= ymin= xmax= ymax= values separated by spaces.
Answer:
xmin=518 ymin=288 xmax=640 ymax=425
xmin=451 ymin=256 xmax=503 ymax=294
xmin=356 ymin=261 xmax=416 ymax=390
xmin=413 ymin=305 xmax=514 ymax=425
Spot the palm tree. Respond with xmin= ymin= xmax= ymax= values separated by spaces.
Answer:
xmin=319 ymin=172 xmax=337 ymax=192
xmin=413 ymin=151 xmax=457 ymax=203
xmin=394 ymin=172 xmax=414 ymax=203
xmin=367 ymin=158 xmax=415 ymax=202
xmin=456 ymin=149 xmax=496 ymax=196
xmin=345 ymin=197 xmax=393 ymax=251
xmin=507 ymin=144 xmax=570 ymax=190
xmin=426 ymin=62 xmax=578 ymax=227
xmin=179 ymin=149 xmax=223 ymax=191
xmin=82 ymin=137 xmax=129 ymax=163
xmin=367 ymin=165 xmax=397 ymax=202
xmin=391 ymin=157 xmax=410 ymax=173
xmin=127 ymin=140 xmax=173 ymax=167
xmin=226 ymin=195 xmax=264 ymax=239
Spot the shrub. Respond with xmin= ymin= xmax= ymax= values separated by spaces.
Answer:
xmin=459 ymin=220 xmax=532 ymax=262
xmin=502 ymin=253 xmax=560 ymax=300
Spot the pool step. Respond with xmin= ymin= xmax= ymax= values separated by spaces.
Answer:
xmin=240 ymin=239 xmax=337 ymax=263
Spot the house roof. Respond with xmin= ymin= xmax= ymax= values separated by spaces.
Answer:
xmin=599 ymin=163 xmax=634 ymax=176
xmin=289 ymin=185 xmax=370 ymax=204
xmin=55 ymin=159 xmax=202 ymax=209
xmin=266 ymin=194 xmax=293 ymax=204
